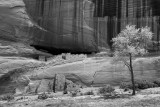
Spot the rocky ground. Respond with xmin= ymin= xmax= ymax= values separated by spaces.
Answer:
xmin=1 ymin=87 xmax=160 ymax=107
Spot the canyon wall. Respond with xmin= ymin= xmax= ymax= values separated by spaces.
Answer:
xmin=22 ymin=0 xmax=160 ymax=52
xmin=0 ymin=0 xmax=160 ymax=53
xmin=0 ymin=0 xmax=34 ymax=43
xmin=23 ymin=0 xmax=101 ymax=52
xmin=0 ymin=0 xmax=100 ymax=53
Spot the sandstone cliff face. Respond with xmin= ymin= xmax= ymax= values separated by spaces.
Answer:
xmin=32 ymin=56 xmax=160 ymax=86
xmin=23 ymin=0 xmax=100 ymax=52
xmin=0 ymin=0 xmax=34 ymax=43
xmin=23 ymin=0 xmax=160 ymax=52
xmin=0 ymin=0 xmax=160 ymax=53
xmin=0 ymin=0 xmax=54 ymax=57
xmin=0 ymin=0 xmax=102 ymax=53
xmin=0 ymin=55 xmax=160 ymax=95
xmin=0 ymin=57 xmax=81 ymax=95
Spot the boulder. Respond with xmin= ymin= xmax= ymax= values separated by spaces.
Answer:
xmin=26 ymin=74 xmax=81 ymax=94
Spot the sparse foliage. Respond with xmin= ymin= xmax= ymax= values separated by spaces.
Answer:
xmin=112 ymin=25 xmax=153 ymax=95
xmin=0 ymin=94 xmax=14 ymax=101
xmin=112 ymin=25 xmax=153 ymax=57
xmin=84 ymin=90 xmax=94 ymax=95
xmin=71 ymin=91 xmax=77 ymax=97
xmin=98 ymin=85 xmax=118 ymax=99
xmin=153 ymin=79 xmax=160 ymax=87
xmin=38 ymin=93 xmax=48 ymax=100
xmin=99 ymin=85 xmax=115 ymax=95
xmin=120 ymin=80 xmax=158 ymax=90
xmin=70 ymin=89 xmax=81 ymax=97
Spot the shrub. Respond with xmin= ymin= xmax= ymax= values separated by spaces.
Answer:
xmin=70 ymin=89 xmax=82 ymax=97
xmin=84 ymin=91 xmax=94 ymax=95
xmin=103 ymin=93 xmax=121 ymax=99
xmin=136 ymin=80 xmax=157 ymax=89
xmin=120 ymin=82 xmax=133 ymax=89
xmin=0 ymin=94 xmax=14 ymax=101
xmin=38 ymin=93 xmax=48 ymax=100
xmin=99 ymin=85 xmax=115 ymax=95
xmin=16 ymin=97 xmax=26 ymax=101
xmin=71 ymin=91 xmax=77 ymax=97
xmin=120 ymin=80 xmax=158 ymax=90
xmin=153 ymin=79 xmax=160 ymax=87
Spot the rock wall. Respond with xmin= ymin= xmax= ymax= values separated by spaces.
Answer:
xmin=23 ymin=0 xmax=101 ymax=52
xmin=21 ymin=0 xmax=160 ymax=52
xmin=0 ymin=55 xmax=160 ymax=95
xmin=0 ymin=0 xmax=101 ymax=53
xmin=0 ymin=0 xmax=159 ymax=53
xmin=0 ymin=0 xmax=34 ymax=43
xmin=0 ymin=57 xmax=82 ymax=95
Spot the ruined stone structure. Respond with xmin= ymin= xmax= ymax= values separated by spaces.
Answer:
xmin=0 ymin=0 xmax=160 ymax=53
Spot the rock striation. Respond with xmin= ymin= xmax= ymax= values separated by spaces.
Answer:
xmin=0 ymin=57 xmax=82 ymax=95
xmin=0 ymin=0 xmax=160 ymax=53
xmin=0 ymin=0 xmax=101 ymax=53
xmin=0 ymin=0 xmax=34 ymax=43
xmin=0 ymin=55 xmax=160 ymax=95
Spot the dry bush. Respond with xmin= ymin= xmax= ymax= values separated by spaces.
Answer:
xmin=98 ymin=85 xmax=115 ymax=95
xmin=84 ymin=91 xmax=94 ymax=95
xmin=120 ymin=79 xmax=158 ymax=90
xmin=38 ymin=93 xmax=48 ymax=100
xmin=0 ymin=94 xmax=14 ymax=101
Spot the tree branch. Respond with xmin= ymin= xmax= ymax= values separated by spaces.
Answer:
xmin=123 ymin=60 xmax=131 ymax=71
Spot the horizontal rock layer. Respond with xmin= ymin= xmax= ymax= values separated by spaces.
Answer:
xmin=0 ymin=57 xmax=82 ymax=95
xmin=0 ymin=55 xmax=160 ymax=95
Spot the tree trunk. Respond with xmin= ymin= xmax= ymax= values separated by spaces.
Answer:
xmin=129 ymin=53 xmax=136 ymax=95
